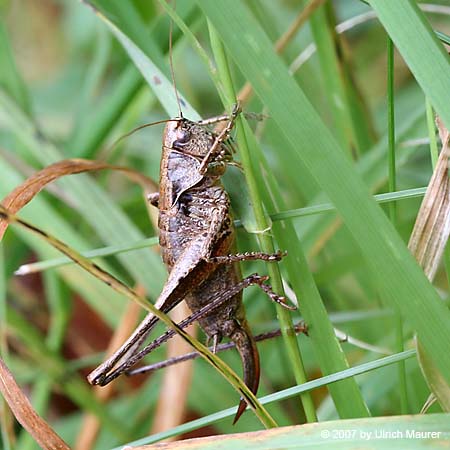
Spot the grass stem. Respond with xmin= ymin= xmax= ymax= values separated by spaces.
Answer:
xmin=207 ymin=21 xmax=317 ymax=423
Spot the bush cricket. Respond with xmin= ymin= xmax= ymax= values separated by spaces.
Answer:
xmin=87 ymin=97 xmax=295 ymax=422
xmin=85 ymin=9 xmax=299 ymax=420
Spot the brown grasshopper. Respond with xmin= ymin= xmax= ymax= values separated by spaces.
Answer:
xmin=87 ymin=102 xmax=294 ymax=422
xmin=87 ymin=13 xmax=294 ymax=420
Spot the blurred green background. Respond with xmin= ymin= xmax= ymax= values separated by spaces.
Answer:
xmin=1 ymin=1 xmax=450 ymax=449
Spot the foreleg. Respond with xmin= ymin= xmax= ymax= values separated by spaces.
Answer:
xmin=199 ymin=103 xmax=241 ymax=174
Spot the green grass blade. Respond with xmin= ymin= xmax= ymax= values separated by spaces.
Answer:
xmin=116 ymin=350 xmax=415 ymax=447
xmin=303 ymin=1 xmax=356 ymax=154
xmin=269 ymin=187 xmax=427 ymax=223
xmin=239 ymin=122 xmax=370 ymax=419
xmin=207 ymin=22 xmax=316 ymax=423
xmin=126 ymin=412 xmax=450 ymax=449
xmin=86 ymin=3 xmax=199 ymax=120
xmin=23 ymin=187 xmax=427 ymax=276
xmin=386 ymin=37 xmax=397 ymax=223
xmin=16 ymin=237 xmax=159 ymax=275
xmin=195 ymin=0 xmax=450 ymax=386
xmin=386 ymin=35 xmax=408 ymax=415
xmin=369 ymin=0 xmax=450 ymax=130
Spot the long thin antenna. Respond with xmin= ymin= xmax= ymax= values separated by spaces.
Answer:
xmin=169 ymin=1 xmax=183 ymax=118
xmin=108 ymin=119 xmax=175 ymax=152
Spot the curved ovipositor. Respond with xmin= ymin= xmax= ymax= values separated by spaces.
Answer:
xmin=230 ymin=320 xmax=260 ymax=424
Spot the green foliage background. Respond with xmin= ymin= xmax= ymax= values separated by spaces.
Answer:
xmin=1 ymin=0 xmax=450 ymax=448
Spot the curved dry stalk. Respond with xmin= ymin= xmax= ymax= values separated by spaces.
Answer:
xmin=0 ymin=158 xmax=158 ymax=239
xmin=0 ymin=358 xmax=70 ymax=450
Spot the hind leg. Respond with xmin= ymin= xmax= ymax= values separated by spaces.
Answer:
xmin=99 ymin=274 xmax=272 ymax=384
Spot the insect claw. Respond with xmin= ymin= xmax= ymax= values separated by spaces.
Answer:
xmin=268 ymin=250 xmax=287 ymax=261
xmin=228 ymin=161 xmax=243 ymax=171
xmin=249 ymin=273 xmax=269 ymax=284
xmin=232 ymin=101 xmax=242 ymax=116
xmin=253 ymin=277 xmax=297 ymax=310
xmin=278 ymin=298 xmax=297 ymax=311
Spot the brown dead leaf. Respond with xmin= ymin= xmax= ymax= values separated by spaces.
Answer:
xmin=0 ymin=158 xmax=158 ymax=240
xmin=409 ymin=115 xmax=450 ymax=413
xmin=408 ymin=119 xmax=450 ymax=281
xmin=0 ymin=357 xmax=70 ymax=450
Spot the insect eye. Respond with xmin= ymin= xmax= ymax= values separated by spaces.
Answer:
xmin=175 ymin=128 xmax=190 ymax=144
